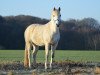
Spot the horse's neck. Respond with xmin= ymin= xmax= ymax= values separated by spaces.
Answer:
xmin=48 ymin=21 xmax=59 ymax=34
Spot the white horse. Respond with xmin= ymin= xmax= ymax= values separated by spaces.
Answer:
xmin=24 ymin=7 xmax=61 ymax=70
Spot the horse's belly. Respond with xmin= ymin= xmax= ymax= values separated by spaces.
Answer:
xmin=33 ymin=41 xmax=44 ymax=46
xmin=31 ymin=37 xmax=44 ymax=46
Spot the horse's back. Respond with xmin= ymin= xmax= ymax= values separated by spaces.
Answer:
xmin=24 ymin=24 xmax=45 ymax=45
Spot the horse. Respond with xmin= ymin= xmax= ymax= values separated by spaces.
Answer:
xmin=24 ymin=7 xmax=61 ymax=70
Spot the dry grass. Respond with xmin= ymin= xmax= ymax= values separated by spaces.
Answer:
xmin=7 ymin=71 xmax=14 ymax=75
xmin=32 ymin=70 xmax=38 ymax=75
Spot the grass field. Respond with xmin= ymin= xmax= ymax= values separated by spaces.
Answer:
xmin=0 ymin=50 xmax=100 ymax=63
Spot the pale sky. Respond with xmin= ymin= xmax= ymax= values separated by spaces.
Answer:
xmin=0 ymin=0 xmax=100 ymax=21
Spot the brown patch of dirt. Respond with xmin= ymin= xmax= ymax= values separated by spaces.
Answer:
xmin=94 ymin=67 xmax=100 ymax=74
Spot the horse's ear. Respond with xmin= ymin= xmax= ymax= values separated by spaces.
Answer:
xmin=58 ymin=7 xmax=61 ymax=11
xmin=53 ymin=7 xmax=56 ymax=11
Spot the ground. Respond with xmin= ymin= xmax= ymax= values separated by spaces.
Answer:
xmin=0 ymin=60 xmax=100 ymax=75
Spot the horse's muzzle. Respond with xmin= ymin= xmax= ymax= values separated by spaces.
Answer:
xmin=56 ymin=22 xmax=61 ymax=27
xmin=56 ymin=24 xmax=60 ymax=27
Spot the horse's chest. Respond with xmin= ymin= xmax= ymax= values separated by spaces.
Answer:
xmin=43 ymin=30 xmax=60 ymax=44
xmin=50 ymin=33 xmax=60 ymax=44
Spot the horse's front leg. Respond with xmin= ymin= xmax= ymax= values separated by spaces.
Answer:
xmin=50 ymin=43 xmax=58 ymax=69
xmin=45 ymin=43 xmax=50 ymax=70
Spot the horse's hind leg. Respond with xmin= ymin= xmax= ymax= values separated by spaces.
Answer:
xmin=24 ymin=42 xmax=31 ymax=68
xmin=32 ymin=45 xmax=38 ymax=64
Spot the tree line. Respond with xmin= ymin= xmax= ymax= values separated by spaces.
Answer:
xmin=0 ymin=15 xmax=100 ymax=50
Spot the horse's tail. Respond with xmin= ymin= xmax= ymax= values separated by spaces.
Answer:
xmin=24 ymin=48 xmax=29 ymax=68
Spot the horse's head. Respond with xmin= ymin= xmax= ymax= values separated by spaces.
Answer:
xmin=51 ymin=7 xmax=61 ymax=27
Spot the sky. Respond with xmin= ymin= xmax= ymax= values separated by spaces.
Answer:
xmin=0 ymin=0 xmax=100 ymax=21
